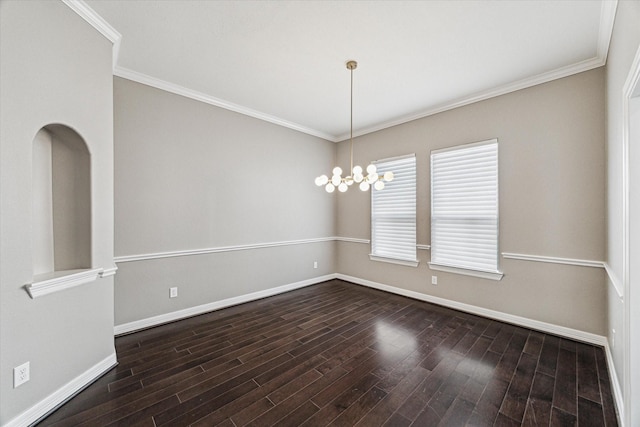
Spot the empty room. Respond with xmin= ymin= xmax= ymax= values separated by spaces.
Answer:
xmin=1 ymin=0 xmax=639 ymax=426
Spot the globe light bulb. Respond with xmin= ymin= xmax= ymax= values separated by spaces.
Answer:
xmin=359 ymin=181 xmax=370 ymax=191
xmin=354 ymin=173 xmax=364 ymax=183
xmin=332 ymin=166 xmax=343 ymax=176
xmin=345 ymin=176 xmax=354 ymax=185
xmin=366 ymin=164 xmax=377 ymax=174
xmin=338 ymin=182 xmax=348 ymax=192
xmin=331 ymin=175 xmax=341 ymax=186
xmin=367 ymin=173 xmax=378 ymax=183
xmin=315 ymin=176 xmax=323 ymax=186
xmin=383 ymin=171 xmax=394 ymax=182
xmin=374 ymin=180 xmax=385 ymax=190
xmin=352 ymin=165 xmax=363 ymax=175
xmin=325 ymin=183 xmax=335 ymax=193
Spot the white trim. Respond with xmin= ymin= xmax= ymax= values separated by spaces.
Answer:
xmin=371 ymin=153 xmax=416 ymax=164
xmin=114 ymin=237 xmax=335 ymax=263
xmin=597 ymin=0 xmax=618 ymax=63
xmin=604 ymin=262 xmax=624 ymax=301
xmin=113 ymin=66 xmax=335 ymax=142
xmin=431 ymin=138 xmax=497 ymax=155
xmin=604 ymin=341 xmax=626 ymax=427
xmin=428 ymin=263 xmax=504 ymax=281
xmin=335 ymin=58 xmax=608 ymax=142
xmin=336 ymin=273 xmax=607 ymax=346
xmin=369 ymin=255 xmax=419 ymax=268
xmin=117 ymin=55 xmax=608 ymax=144
xmin=61 ymin=0 xmax=122 ymax=67
xmin=621 ymin=41 xmax=640 ymax=427
xmin=113 ymin=239 xmax=437 ymax=264
xmin=100 ymin=265 xmax=118 ymax=278
xmin=25 ymin=268 xmax=104 ymax=298
xmin=335 ymin=236 xmax=370 ymax=244
xmin=3 ymin=353 xmax=117 ymax=427
xmin=114 ymin=274 xmax=336 ymax=335
xmin=61 ymin=0 xmax=120 ymax=43
xmin=502 ymin=252 xmax=605 ymax=269
xmin=64 ymin=1 xmax=617 ymax=144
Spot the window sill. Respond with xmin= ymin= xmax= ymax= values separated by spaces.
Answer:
xmin=428 ymin=263 xmax=503 ymax=281
xmin=25 ymin=268 xmax=104 ymax=299
xmin=369 ymin=255 xmax=419 ymax=268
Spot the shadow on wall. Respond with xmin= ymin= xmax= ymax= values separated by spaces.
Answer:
xmin=32 ymin=124 xmax=91 ymax=278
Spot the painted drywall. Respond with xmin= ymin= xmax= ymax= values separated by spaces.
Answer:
xmin=336 ymin=68 xmax=607 ymax=336
xmin=50 ymin=125 xmax=92 ymax=271
xmin=605 ymin=0 xmax=640 ymax=420
xmin=113 ymin=77 xmax=336 ymax=327
xmin=32 ymin=129 xmax=55 ymax=275
xmin=0 ymin=1 xmax=115 ymax=424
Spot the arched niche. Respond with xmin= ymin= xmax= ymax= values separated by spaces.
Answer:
xmin=28 ymin=124 xmax=99 ymax=298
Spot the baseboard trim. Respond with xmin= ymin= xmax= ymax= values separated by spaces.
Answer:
xmin=109 ymin=273 xmax=622 ymax=423
xmin=339 ymin=274 xmax=625 ymax=421
xmin=4 ymin=353 xmax=117 ymax=427
xmin=336 ymin=273 xmax=607 ymax=347
xmin=114 ymin=274 xmax=337 ymax=335
xmin=603 ymin=342 xmax=625 ymax=426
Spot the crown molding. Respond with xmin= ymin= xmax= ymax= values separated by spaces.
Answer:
xmin=335 ymin=56 xmax=608 ymax=142
xmin=113 ymin=66 xmax=337 ymax=142
xmin=64 ymin=0 xmax=618 ymax=144
xmin=61 ymin=0 xmax=122 ymax=67
xmin=597 ymin=0 xmax=618 ymax=62
xmin=336 ymin=2 xmax=618 ymax=142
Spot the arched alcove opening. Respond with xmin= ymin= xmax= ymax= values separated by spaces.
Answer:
xmin=32 ymin=124 xmax=91 ymax=277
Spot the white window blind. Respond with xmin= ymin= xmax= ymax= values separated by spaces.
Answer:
xmin=430 ymin=140 xmax=500 ymax=276
xmin=371 ymin=155 xmax=417 ymax=265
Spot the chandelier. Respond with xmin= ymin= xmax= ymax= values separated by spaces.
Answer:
xmin=315 ymin=60 xmax=394 ymax=193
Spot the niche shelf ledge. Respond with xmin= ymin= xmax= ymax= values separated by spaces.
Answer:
xmin=26 ymin=268 xmax=104 ymax=299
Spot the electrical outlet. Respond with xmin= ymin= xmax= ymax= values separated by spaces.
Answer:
xmin=314 ymin=261 xmax=318 ymax=269
xmin=431 ymin=276 xmax=438 ymax=286
xmin=170 ymin=287 xmax=178 ymax=298
xmin=14 ymin=362 xmax=30 ymax=388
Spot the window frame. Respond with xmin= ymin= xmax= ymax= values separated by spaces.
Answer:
xmin=428 ymin=139 xmax=503 ymax=280
xmin=369 ymin=154 xmax=418 ymax=267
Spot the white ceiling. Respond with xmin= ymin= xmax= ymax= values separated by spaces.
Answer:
xmin=83 ymin=0 xmax=617 ymax=142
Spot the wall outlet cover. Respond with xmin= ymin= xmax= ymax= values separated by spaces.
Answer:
xmin=14 ymin=361 xmax=30 ymax=388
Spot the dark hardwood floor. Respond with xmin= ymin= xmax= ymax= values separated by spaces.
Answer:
xmin=37 ymin=280 xmax=618 ymax=426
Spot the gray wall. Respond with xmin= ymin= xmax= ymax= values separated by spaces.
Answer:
xmin=0 ymin=1 xmax=115 ymax=424
xmin=113 ymin=77 xmax=336 ymax=327
xmin=336 ymin=68 xmax=607 ymax=336
xmin=605 ymin=0 xmax=640 ymax=422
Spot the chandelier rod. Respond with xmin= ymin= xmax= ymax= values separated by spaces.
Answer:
xmin=349 ymin=61 xmax=354 ymax=174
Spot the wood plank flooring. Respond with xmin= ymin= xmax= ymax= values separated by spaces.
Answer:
xmin=37 ymin=280 xmax=619 ymax=426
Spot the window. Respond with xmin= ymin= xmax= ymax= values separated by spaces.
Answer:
xmin=430 ymin=139 xmax=502 ymax=280
xmin=370 ymin=154 xmax=417 ymax=267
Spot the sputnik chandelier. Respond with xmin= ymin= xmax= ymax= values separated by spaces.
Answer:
xmin=315 ymin=60 xmax=394 ymax=193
